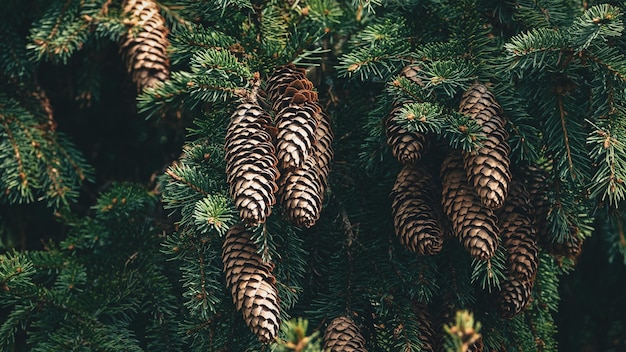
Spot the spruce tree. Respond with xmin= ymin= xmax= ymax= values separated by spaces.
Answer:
xmin=2 ymin=0 xmax=626 ymax=351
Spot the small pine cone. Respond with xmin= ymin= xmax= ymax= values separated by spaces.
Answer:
xmin=498 ymin=278 xmax=533 ymax=319
xmin=441 ymin=151 xmax=500 ymax=260
xmin=500 ymin=214 xmax=539 ymax=282
xmin=225 ymin=103 xmax=279 ymax=226
xmin=460 ymin=84 xmax=512 ymax=209
xmin=386 ymin=104 xmax=430 ymax=164
xmin=314 ymin=110 xmax=334 ymax=186
xmin=400 ymin=65 xmax=425 ymax=87
xmin=499 ymin=180 xmax=539 ymax=281
xmin=391 ymin=165 xmax=444 ymax=255
xmin=266 ymin=64 xmax=307 ymax=106
xmin=275 ymin=102 xmax=320 ymax=170
xmin=121 ymin=0 xmax=170 ymax=91
xmin=278 ymin=157 xmax=324 ymax=228
xmin=222 ymin=225 xmax=280 ymax=343
xmin=412 ymin=302 xmax=436 ymax=352
xmin=323 ymin=316 xmax=368 ymax=352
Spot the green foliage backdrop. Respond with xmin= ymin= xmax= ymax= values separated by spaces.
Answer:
xmin=1 ymin=0 xmax=626 ymax=351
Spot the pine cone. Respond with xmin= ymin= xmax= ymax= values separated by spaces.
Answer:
xmin=121 ymin=0 xmax=170 ymax=91
xmin=225 ymin=103 xmax=279 ymax=226
xmin=275 ymin=102 xmax=320 ymax=170
xmin=499 ymin=180 xmax=539 ymax=282
xmin=391 ymin=165 xmax=444 ymax=255
xmin=314 ymin=110 xmax=333 ymax=186
xmin=222 ymin=225 xmax=280 ymax=343
xmin=323 ymin=316 xmax=368 ymax=352
xmin=386 ymin=104 xmax=430 ymax=164
xmin=524 ymin=164 xmax=550 ymax=239
xmin=460 ymin=84 xmax=511 ymax=209
xmin=278 ymin=157 xmax=324 ymax=228
xmin=498 ymin=277 xmax=533 ymax=319
xmin=441 ymin=151 xmax=500 ymax=260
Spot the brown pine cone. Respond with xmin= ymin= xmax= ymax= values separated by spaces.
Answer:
xmin=222 ymin=225 xmax=280 ymax=343
xmin=499 ymin=180 xmax=539 ymax=282
xmin=386 ymin=104 xmax=430 ymax=164
xmin=500 ymin=214 xmax=539 ymax=282
xmin=275 ymin=102 xmax=320 ymax=170
xmin=278 ymin=157 xmax=324 ymax=228
xmin=225 ymin=103 xmax=279 ymax=226
xmin=314 ymin=110 xmax=334 ymax=186
xmin=391 ymin=165 xmax=444 ymax=255
xmin=460 ymin=84 xmax=512 ymax=209
xmin=441 ymin=151 xmax=500 ymax=260
xmin=323 ymin=316 xmax=368 ymax=352
xmin=121 ymin=0 xmax=170 ymax=91
xmin=498 ymin=277 xmax=533 ymax=319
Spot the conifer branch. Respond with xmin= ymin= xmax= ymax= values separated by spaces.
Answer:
xmin=165 ymin=168 xmax=209 ymax=197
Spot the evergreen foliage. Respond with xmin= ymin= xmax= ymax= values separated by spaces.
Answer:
xmin=2 ymin=0 xmax=626 ymax=351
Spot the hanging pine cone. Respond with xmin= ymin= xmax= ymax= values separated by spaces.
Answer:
xmin=391 ymin=165 xmax=444 ymax=255
xmin=225 ymin=103 xmax=279 ymax=226
xmin=121 ymin=0 xmax=170 ymax=91
xmin=323 ymin=316 xmax=368 ymax=352
xmin=460 ymin=84 xmax=511 ymax=209
xmin=275 ymin=102 xmax=320 ymax=170
xmin=222 ymin=225 xmax=280 ymax=343
xmin=411 ymin=302 xmax=436 ymax=352
xmin=499 ymin=180 xmax=539 ymax=282
xmin=498 ymin=277 xmax=533 ymax=319
xmin=441 ymin=151 xmax=500 ymax=260
xmin=386 ymin=104 xmax=430 ymax=164
xmin=314 ymin=110 xmax=334 ymax=186
xmin=278 ymin=157 xmax=324 ymax=228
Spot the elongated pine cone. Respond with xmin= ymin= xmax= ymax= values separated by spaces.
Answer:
xmin=323 ymin=316 xmax=368 ymax=352
xmin=460 ymin=84 xmax=511 ymax=209
xmin=315 ymin=110 xmax=334 ymax=186
xmin=386 ymin=104 xmax=430 ymax=164
xmin=499 ymin=180 xmax=539 ymax=282
xmin=275 ymin=102 xmax=320 ymax=170
xmin=391 ymin=165 xmax=443 ymax=255
xmin=278 ymin=157 xmax=324 ymax=228
xmin=499 ymin=277 xmax=533 ymax=318
xmin=441 ymin=151 xmax=500 ymax=260
xmin=121 ymin=0 xmax=170 ymax=91
xmin=222 ymin=225 xmax=280 ymax=343
xmin=225 ymin=103 xmax=279 ymax=226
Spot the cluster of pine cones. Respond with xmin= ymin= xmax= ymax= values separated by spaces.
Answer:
xmin=388 ymin=70 xmax=545 ymax=319
xmin=225 ymin=64 xmax=333 ymax=228
xmin=119 ymin=0 xmax=170 ymax=91
xmin=221 ymin=65 xmax=334 ymax=343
